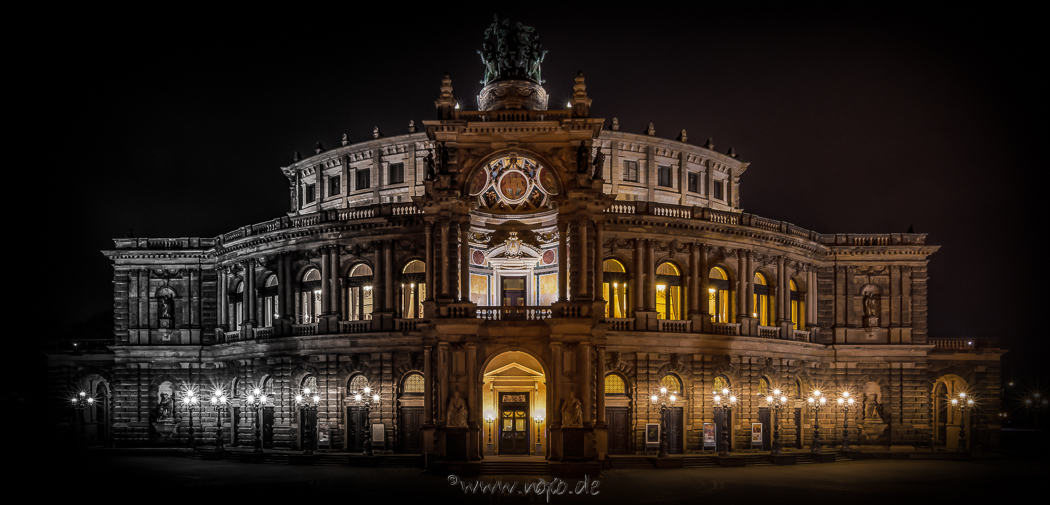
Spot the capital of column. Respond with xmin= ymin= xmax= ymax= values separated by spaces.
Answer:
xmin=424 ymin=222 xmax=433 ymax=234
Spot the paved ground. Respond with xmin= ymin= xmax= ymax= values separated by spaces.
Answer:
xmin=40 ymin=453 xmax=1043 ymax=504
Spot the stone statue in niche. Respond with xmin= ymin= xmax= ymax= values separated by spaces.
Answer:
xmin=592 ymin=149 xmax=605 ymax=180
xmin=156 ymin=392 xmax=174 ymax=420
xmin=862 ymin=382 xmax=883 ymax=421
xmin=160 ymin=296 xmax=173 ymax=319
xmin=576 ymin=144 xmax=589 ymax=174
xmin=447 ymin=390 xmax=468 ymax=427
xmin=423 ymin=149 xmax=436 ymax=181
xmin=864 ymin=293 xmax=879 ymax=317
xmin=561 ymin=390 xmax=583 ymax=427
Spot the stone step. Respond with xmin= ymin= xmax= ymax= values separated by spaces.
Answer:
xmin=479 ymin=462 xmax=550 ymax=475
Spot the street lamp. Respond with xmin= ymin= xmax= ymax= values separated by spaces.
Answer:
xmin=245 ymin=387 xmax=270 ymax=453
xmin=534 ymin=411 xmax=545 ymax=453
xmin=294 ymin=387 xmax=323 ymax=455
xmin=180 ymin=388 xmax=200 ymax=450
xmin=208 ymin=388 xmax=229 ymax=452
xmin=949 ymin=391 xmax=975 ymax=451
xmin=713 ymin=388 xmax=737 ymax=456
xmin=765 ymin=389 xmax=789 ymax=456
xmin=836 ymin=391 xmax=856 ymax=452
xmin=1023 ymin=392 xmax=1048 ymax=429
xmin=70 ymin=390 xmax=96 ymax=447
xmin=806 ymin=390 xmax=828 ymax=454
xmin=484 ymin=411 xmax=495 ymax=453
xmin=351 ymin=385 xmax=381 ymax=456
xmin=650 ymin=386 xmax=678 ymax=458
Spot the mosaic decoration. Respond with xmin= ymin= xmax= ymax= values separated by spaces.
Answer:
xmin=471 ymin=156 xmax=557 ymax=212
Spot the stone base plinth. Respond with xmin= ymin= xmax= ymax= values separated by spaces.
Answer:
xmin=650 ymin=457 xmax=683 ymax=469
xmin=718 ymin=456 xmax=746 ymax=467
xmin=772 ymin=455 xmax=796 ymax=465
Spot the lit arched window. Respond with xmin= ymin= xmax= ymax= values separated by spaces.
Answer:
xmin=400 ymin=260 xmax=426 ymax=319
xmin=660 ymin=374 xmax=682 ymax=395
xmin=714 ymin=375 xmax=730 ymax=394
xmin=790 ymin=279 xmax=804 ymax=330
xmin=233 ymin=281 xmax=244 ymax=330
xmin=347 ymin=264 xmax=374 ymax=321
xmin=753 ymin=272 xmax=770 ymax=326
xmin=299 ymin=268 xmax=322 ymax=324
xmin=262 ymin=274 xmax=279 ymax=327
xmin=758 ymin=376 xmax=770 ymax=397
xmin=794 ymin=378 xmax=803 ymax=399
xmin=605 ymin=374 xmax=626 ymax=395
xmin=708 ymin=267 xmax=732 ymax=323
xmin=403 ymin=373 xmax=424 ymax=394
xmin=348 ymin=375 xmax=369 ymax=395
xmin=603 ymin=259 xmax=629 ymax=318
xmin=656 ymin=262 xmax=683 ymax=320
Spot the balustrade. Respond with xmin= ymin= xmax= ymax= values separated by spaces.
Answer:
xmin=254 ymin=327 xmax=273 ymax=339
xmin=658 ymin=319 xmax=691 ymax=333
xmin=291 ymin=323 xmax=318 ymax=336
xmin=603 ymin=318 xmax=634 ymax=331
xmin=758 ymin=325 xmax=780 ymax=339
xmin=711 ymin=322 xmax=741 ymax=335
xmin=474 ymin=306 xmax=552 ymax=321
xmin=792 ymin=330 xmax=811 ymax=342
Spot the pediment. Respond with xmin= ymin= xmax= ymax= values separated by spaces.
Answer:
xmin=484 ymin=362 xmax=543 ymax=378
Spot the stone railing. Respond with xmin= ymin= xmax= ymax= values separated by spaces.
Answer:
xmin=758 ymin=325 xmax=780 ymax=339
xmin=455 ymin=109 xmax=571 ymax=122
xmin=45 ymin=339 xmax=112 ymax=353
xmin=391 ymin=203 xmax=422 ymax=216
xmin=711 ymin=322 xmax=741 ymax=335
xmin=394 ymin=319 xmax=424 ymax=331
xmin=658 ymin=319 xmax=691 ymax=333
xmin=113 ymin=237 xmax=215 ymax=250
xmin=225 ymin=330 xmax=242 ymax=342
xmin=475 ymin=306 xmax=552 ymax=321
xmin=339 ymin=207 xmax=376 ymax=220
xmin=793 ymin=330 xmax=811 ymax=342
xmin=291 ymin=323 xmax=317 ymax=336
xmin=339 ymin=320 xmax=371 ymax=333
xmin=603 ymin=318 xmax=634 ymax=331
xmin=651 ymin=204 xmax=691 ymax=219
xmin=605 ymin=202 xmax=637 ymax=214
xmin=254 ymin=327 xmax=273 ymax=339
xmin=928 ymin=338 xmax=998 ymax=350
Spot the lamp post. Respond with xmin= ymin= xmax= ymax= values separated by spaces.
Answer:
xmin=806 ymin=390 xmax=828 ymax=454
xmin=70 ymin=391 xmax=96 ymax=448
xmin=650 ymin=386 xmax=678 ymax=458
xmin=209 ymin=389 xmax=229 ymax=452
xmin=765 ymin=389 xmax=788 ymax=456
xmin=294 ymin=387 xmax=322 ymax=455
xmin=949 ymin=392 xmax=975 ymax=451
xmin=180 ymin=388 xmax=200 ymax=450
xmin=351 ymin=385 xmax=381 ymax=456
xmin=245 ymin=387 xmax=270 ymax=453
xmin=836 ymin=391 xmax=856 ymax=452
xmin=1023 ymin=392 xmax=1048 ymax=428
xmin=484 ymin=411 xmax=495 ymax=454
xmin=534 ymin=411 xmax=545 ymax=454
xmin=713 ymin=388 xmax=737 ymax=457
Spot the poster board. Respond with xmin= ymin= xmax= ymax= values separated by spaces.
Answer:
xmin=371 ymin=423 xmax=385 ymax=442
xmin=703 ymin=422 xmax=716 ymax=449
xmin=317 ymin=421 xmax=330 ymax=448
xmin=645 ymin=423 xmax=660 ymax=450
xmin=751 ymin=423 xmax=763 ymax=447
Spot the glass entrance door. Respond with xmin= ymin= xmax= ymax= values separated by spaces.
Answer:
xmin=502 ymin=277 xmax=526 ymax=306
xmin=498 ymin=392 xmax=529 ymax=455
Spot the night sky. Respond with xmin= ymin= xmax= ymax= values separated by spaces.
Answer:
xmin=24 ymin=7 xmax=1044 ymax=389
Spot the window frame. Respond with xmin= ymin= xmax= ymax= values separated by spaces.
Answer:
xmin=623 ymin=160 xmax=639 ymax=182
xmin=356 ymin=169 xmax=371 ymax=191
xmin=657 ymin=165 xmax=672 ymax=188
xmin=687 ymin=173 xmax=698 ymax=193
xmin=388 ymin=162 xmax=405 ymax=185
xmin=328 ymin=175 xmax=341 ymax=197
xmin=304 ymin=183 xmax=316 ymax=203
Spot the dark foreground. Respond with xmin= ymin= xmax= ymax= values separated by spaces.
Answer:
xmin=38 ymin=453 xmax=1042 ymax=505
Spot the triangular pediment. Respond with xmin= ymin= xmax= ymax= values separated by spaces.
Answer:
xmin=484 ymin=362 xmax=543 ymax=378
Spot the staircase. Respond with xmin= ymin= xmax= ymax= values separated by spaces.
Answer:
xmin=479 ymin=461 xmax=550 ymax=475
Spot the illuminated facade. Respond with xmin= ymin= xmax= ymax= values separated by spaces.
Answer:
xmin=48 ymin=20 xmax=1003 ymax=458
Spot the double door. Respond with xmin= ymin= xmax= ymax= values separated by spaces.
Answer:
xmin=498 ymin=393 xmax=529 ymax=455
xmin=347 ymin=406 xmax=368 ymax=452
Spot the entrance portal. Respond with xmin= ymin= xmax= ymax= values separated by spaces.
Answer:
xmin=499 ymin=392 xmax=530 ymax=454
xmin=482 ymin=351 xmax=547 ymax=457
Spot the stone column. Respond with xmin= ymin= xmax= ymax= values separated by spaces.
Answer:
xmin=218 ymin=266 xmax=228 ymax=329
xmin=634 ymin=239 xmax=644 ymax=313
xmin=776 ymin=256 xmax=787 ymax=322
xmin=699 ymin=244 xmax=710 ymax=316
xmin=244 ymin=259 xmax=256 ymax=325
xmin=460 ymin=222 xmax=470 ymax=302
xmin=423 ymin=346 xmax=434 ymax=425
xmin=593 ymin=220 xmax=604 ymax=301
xmin=283 ymin=254 xmax=294 ymax=319
xmin=736 ymin=250 xmax=747 ymax=321
xmin=440 ymin=220 xmax=451 ymax=298
xmin=578 ymin=218 xmax=588 ymax=298
xmin=808 ymin=267 xmax=818 ymax=326
xmin=646 ymin=240 xmax=656 ymax=311
xmin=550 ymin=343 xmax=563 ymax=429
xmin=320 ymin=247 xmax=331 ymax=315
xmin=373 ymin=242 xmax=384 ymax=313
xmin=688 ymin=244 xmax=699 ymax=314
xmin=424 ymin=222 xmax=434 ymax=301
xmin=438 ymin=342 xmax=450 ymax=425
xmin=558 ymin=221 xmax=568 ymax=302
xmin=595 ymin=347 xmax=606 ymax=425
xmin=330 ymin=247 xmax=341 ymax=316
xmin=384 ymin=240 xmax=394 ymax=314
xmin=580 ymin=342 xmax=593 ymax=427
xmin=745 ymin=251 xmax=754 ymax=317
xmin=466 ymin=344 xmax=477 ymax=425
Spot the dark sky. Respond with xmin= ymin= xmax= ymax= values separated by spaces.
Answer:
xmin=26 ymin=7 xmax=1044 ymax=383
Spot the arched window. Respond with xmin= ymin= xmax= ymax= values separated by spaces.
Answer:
xmin=656 ymin=262 xmax=683 ymax=320
xmin=605 ymin=374 xmax=626 ymax=395
xmin=233 ymin=281 xmax=244 ymax=330
xmin=794 ymin=378 xmax=803 ymax=399
xmin=402 ymin=373 xmax=424 ymax=394
xmin=347 ymin=264 xmax=374 ymax=321
xmin=262 ymin=376 xmax=274 ymax=393
xmin=298 ymin=268 xmax=322 ymax=324
xmin=400 ymin=260 xmax=426 ymax=319
xmin=708 ymin=267 xmax=732 ymax=323
xmin=261 ymin=274 xmax=279 ymax=327
xmin=757 ymin=376 xmax=770 ymax=397
xmin=603 ymin=259 xmax=629 ymax=318
xmin=753 ymin=272 xmax=770 ymax=326
xmin=660 ymin=374 xmax=682 ymax=395
xmin=301 ymin=375 xmax=318 ymax=395
xmin=713 ymin=375 xmax=730 ymax=394
xmin=790 ymin=279 xmax=804 ymax=330
xmin=348 ymin=375 xmax=369 ymax=395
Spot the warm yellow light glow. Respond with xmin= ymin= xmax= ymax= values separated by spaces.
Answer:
xmin=364 ymin=386 xmax=371 ymax=394
xmin=843 ymin=391 xmax=850 ymax=398
xmin=814 ymin=390 xmax=821 ymax=397
xmin=566 ymin=101 xmax=572 ymax=108
xmin=808 ymin=397 xmax=815 ymax=404
xmin=819 ymin=397 xmax=826 ymax=404
xmin=372 ymin=394 xmax=380 ymax=402
xmin=708 ymin=288 xmax=716 ymax=293
xmin=781 ymin=396 xmax=788 ymax=403
xmin=660 ymin=387 xmax=667 ymax=395
xmin=354 ymin=393 xmax=362 ymax=402
xmin=767 ymin=396 xmax=774 ymax=404
xmin=651 ymin=395 xmax=658 ymax=403
xmin=837 ymin=398 xmax=844 ymax=405
xmin=713 ymin=394 xmax=721 ymax=402
xmin=773 ymin=389 xmax=781 ymax=396
xmin=729 ymin=395 xmax=737 ymax=403
xmin=455 ymin=103 xmax=460 ymax=109
xmin=722 ymin=388 xmax=730 ymax=396
xmin=670 ymin=395 xmax=677 ymax=403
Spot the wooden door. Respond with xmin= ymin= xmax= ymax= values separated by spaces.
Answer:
xmin=300 ymin=409 xmax=317 ymax=451
xmin=400 ymin=407 xmax=423 ymax=453
xmin=714 ymin=408 xmax=732 ymax=452
xmin=231 ymin=407 xmax=241 ymax=446
xmin=794 ymin=408 xmax=803 ymax=449
xmin=498 ymin=392 xmax=529 ymax=455
xmin=662 ymin=407 xmax=683 ymax=454
xmin=758 ymin=407 xmax=771 ymax=450
xmin=606 ymin=407 xmax=630 ymax=454
xmin=262 ymin=406 xmax=275 ymax=449
xmin=347 ymin=406 xmax=367 ymax=452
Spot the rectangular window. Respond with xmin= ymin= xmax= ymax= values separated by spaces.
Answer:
xmin=623 ymin=160 xmax=638 ymax=182
xmin=657 ymin=165 xmax=672 ymax=187
xmin=356 ymin=169 xmax=370 ymax=191
xmin=305 ymin=184 xmax=316 ymax=203
xmin=688 ymin=173 xmax=698 ymax=193
xmin=713 ymin=179 xmax=723 ymax=200
xmin=388 ymin=162 xmax=404 ymax=185
xmin=328 ymin=175 xmax=341 ymax=197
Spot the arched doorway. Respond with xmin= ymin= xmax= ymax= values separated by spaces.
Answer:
xmin=933 ymin=375 xmax=968 ymax=448
xmin=482 ymin=351 xmax=547 ymax=456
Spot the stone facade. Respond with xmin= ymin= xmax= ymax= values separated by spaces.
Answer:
xmin=48 ymin=40 xmax=1003 ymax=457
